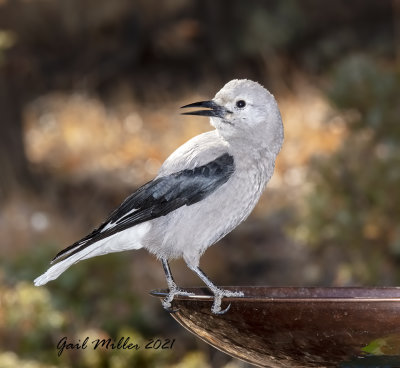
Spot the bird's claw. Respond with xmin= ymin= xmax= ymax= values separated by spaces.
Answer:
xmin=161 ymin=287 xmax=195 ymax=313
xmin=210 ymin=289 xmax=244 ymax=315
xmin=162 ymin=305 xmax=180 ymax=313
xmin=213 ymin=302 xmax=231 ymax=315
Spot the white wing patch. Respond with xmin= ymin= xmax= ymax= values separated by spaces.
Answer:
xmin=101 ymin=208 xmax=139 ymax=232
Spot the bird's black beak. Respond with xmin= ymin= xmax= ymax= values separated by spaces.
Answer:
xmin=181 ymin=100 xmax=230 ymax=118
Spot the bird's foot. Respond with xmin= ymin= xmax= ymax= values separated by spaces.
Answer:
xmin=210 ymin=288 xmax=244 ymax=315
xmin=162 ymin=285 xmax=195 ymax=313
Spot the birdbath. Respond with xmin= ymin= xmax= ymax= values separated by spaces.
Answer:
xmin=151 ymin=286 xmax=400 ymax=367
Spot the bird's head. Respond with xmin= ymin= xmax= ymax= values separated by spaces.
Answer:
xmin=182 ymin=79 xmax=283 ymax=154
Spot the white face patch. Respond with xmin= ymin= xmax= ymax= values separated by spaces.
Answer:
xmin=210 ymin=79 xmax=282 ymax=149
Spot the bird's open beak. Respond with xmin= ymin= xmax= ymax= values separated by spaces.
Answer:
xmin=181 ymin=100 xmax=231 ymax=118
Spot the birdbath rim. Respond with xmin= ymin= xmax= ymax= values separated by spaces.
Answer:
xmin=150 ymin=285 xmax=400 ymax=301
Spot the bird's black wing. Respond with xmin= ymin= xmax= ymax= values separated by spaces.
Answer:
xmin=52 ymin=153 xmax=235 ymax=263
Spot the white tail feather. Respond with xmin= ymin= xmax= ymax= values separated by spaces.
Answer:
xmin=34 ymin=222 xmax=151 ymax=286
xmin=34 ymin=241 xmax=104 ymax=286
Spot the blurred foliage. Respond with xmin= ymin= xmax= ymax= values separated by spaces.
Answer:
xmin=0 ymin=30 xmax=15 ymax=65
xmin=239 ymin=0 xmax=305 ymax=53
xmin=0 ymin=0 xmax=399 ymax=366
xmin=0 ymin=0 xmax=393 ymax=96
xmin=294 ymin=56 xmax=400 ymax=284
xmin=0 ymin=271 xmax=229 ymax=367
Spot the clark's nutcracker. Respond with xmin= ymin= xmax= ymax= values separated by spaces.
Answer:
xmin=34 ymin=79 xmax=284 ymax=314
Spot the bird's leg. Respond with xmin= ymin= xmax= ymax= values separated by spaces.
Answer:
xmin=186 ymin=263 xmax=244 ymax=315
xmin=161 ymin=258 xmax=194 ymax=312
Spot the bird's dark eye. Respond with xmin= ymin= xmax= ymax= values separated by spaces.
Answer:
xmin=236 ymin=100 xmax=246 ymax=108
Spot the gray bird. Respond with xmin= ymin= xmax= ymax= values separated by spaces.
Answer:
xmin=34 ymin=79 xmax=284 ymax=314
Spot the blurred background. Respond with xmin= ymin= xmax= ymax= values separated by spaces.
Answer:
xmin=0 ymin=0 xmax=399 ymax=367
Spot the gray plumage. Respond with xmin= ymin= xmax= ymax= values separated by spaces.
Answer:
xmin=34 ymin=79 xmax=284 ymax=314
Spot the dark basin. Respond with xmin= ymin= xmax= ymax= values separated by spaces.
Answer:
xmin=150 ymin=287 xmax=400 ymax=367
